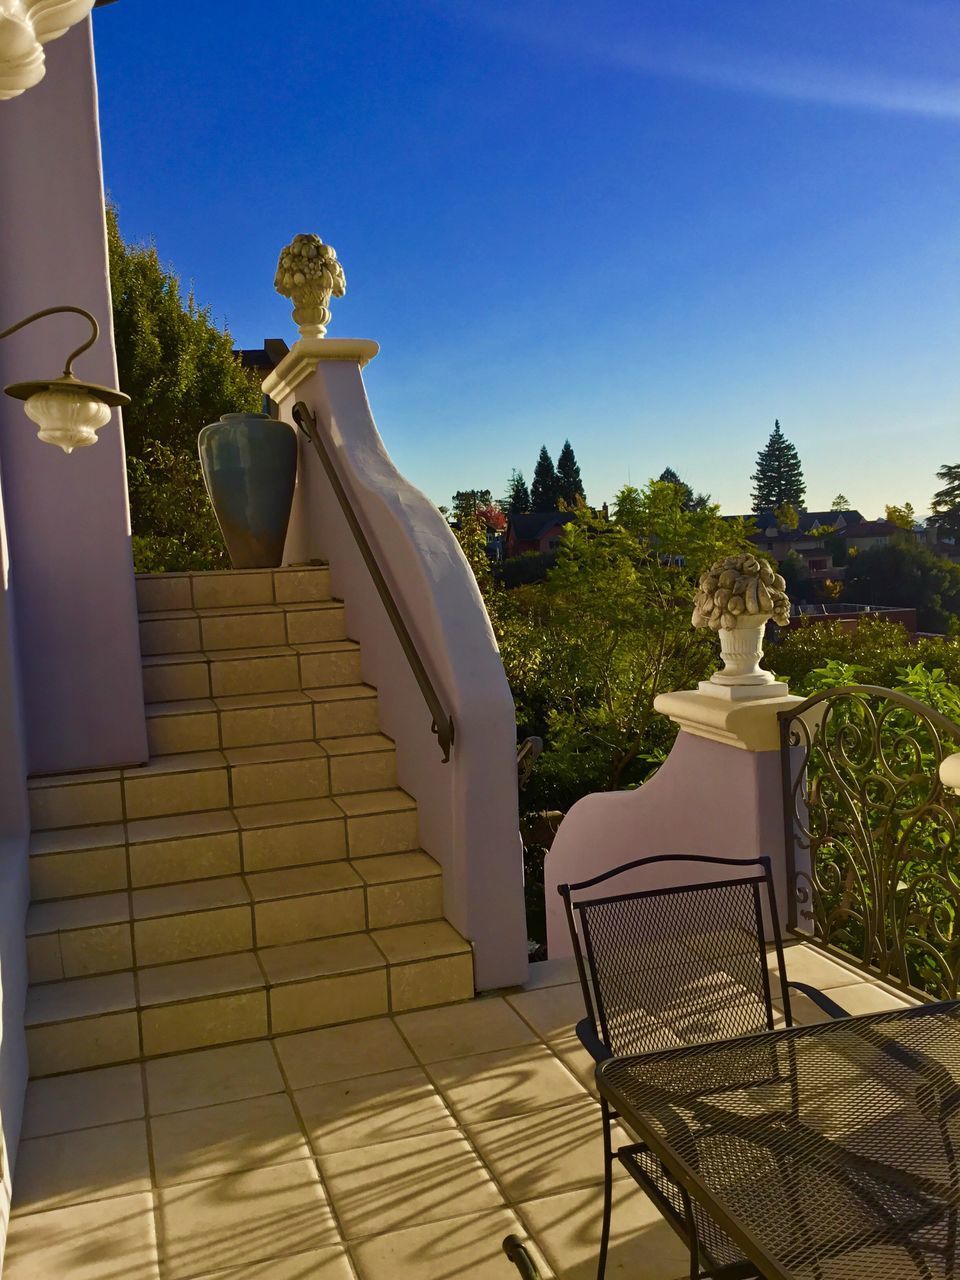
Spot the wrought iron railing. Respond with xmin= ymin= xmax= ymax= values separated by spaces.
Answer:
xmin=292 ymin=402 xmax=455 ymax=762
xmin=779 ymin=685 xmax=960 ymax=1000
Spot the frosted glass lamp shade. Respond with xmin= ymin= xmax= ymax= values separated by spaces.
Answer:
xmin=22 ymin=386 xmax=112 ymax=453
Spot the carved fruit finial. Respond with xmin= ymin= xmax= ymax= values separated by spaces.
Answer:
xmin=692 ymin=553 xmax=790 ymax=631
xmin=274 ymin=234 xmax=346 ymax=339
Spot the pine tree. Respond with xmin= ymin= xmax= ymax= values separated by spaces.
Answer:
xmin=658 ymin=467 xmax=694 ymax=510
xmin=530 ymin=445 xmax=559 ymax=509
xmin=503 ymin=469 xmax=531 ymax=515
xmin=930 ymin=464 xmax=960 ymax=541
xmin=830 ymin=493 xmax=851 ymax=512
xmin=750 ymin=420 xmax=806 ymax=513
xmin=556 ymin=440 xmax=585 ymax=506
xmin=658 ymin=467 xmax=710 ymax=512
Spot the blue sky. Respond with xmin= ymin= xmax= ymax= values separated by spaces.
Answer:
xmin=93 ymin=0 xmax=960 ymax=517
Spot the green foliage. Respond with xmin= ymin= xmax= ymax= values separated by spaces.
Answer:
xmin=930 ymin=464 xmax=960 ymax=540
xmin=885 ymin=502 xmax=916 ymax=530
xmin=777 ymin=548 xmax=810 ymax=597
xmin=451 ymin=489 xmax=492 ymax=522
xmin=769 ymin=616 xmax=960 ymax=691
xmin=750 ymin=419 xmax=806 ymax=512
xmin=107 ymin=205 xmax=261 ymax=571
xmin=844 ymin=539 xmax=960 ymax=633
xmin=657 ymin=466 xmax=710 ymax=512
xmin=530 ymin=445 xmax=559 ymax=510
xmin=556 ymin=440 xmax=585 ymax=506
xmin=774 ymin=501 xmax=800 ymax=530
xmin=831 ymin=493 xmax=851 ymax=511
xmin=128 ymin=442 xmax=228 ymax=573
xmin=503 ymin=470 xmax=531 ymax=515
xmin=492 ymin=481 xmax=750 ymax=810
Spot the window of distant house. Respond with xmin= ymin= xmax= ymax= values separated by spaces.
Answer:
xmin=548 ymin=539 xmax=560 ymax=549
xmin=808 ymin=558 xmax=827 ymax=571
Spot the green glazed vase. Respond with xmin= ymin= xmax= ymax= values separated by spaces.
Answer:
xmin=198 ymin=413 xmax=298 ymax=569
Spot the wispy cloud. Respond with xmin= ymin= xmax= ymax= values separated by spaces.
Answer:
xmin=450 ymin=5 xmax=960 ymax=122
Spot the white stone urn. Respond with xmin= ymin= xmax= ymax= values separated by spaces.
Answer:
xmin=692 ymin=553 xmax=791 ymax=701
xmin=274 ymin=233 xmax=346 ymax=339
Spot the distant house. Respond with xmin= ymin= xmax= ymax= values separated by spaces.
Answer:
xmin=844 ymin=519 xmax=901 ymax=554
xmin=505 ymin=511 xmax=578 ymax=558
xmin=742 ymin=509 xmax=865 ymax=580
xmin=235 ymin=337 xmax=290 ymax=376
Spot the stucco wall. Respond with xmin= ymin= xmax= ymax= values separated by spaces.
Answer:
xmin=276 ymin=352 xmax=529 ymax=991
xmin=544 ymin=730 xmax=794 ymax=958
xmin=0 ymin=485 xmax=31 ymax=1271
xmin=0 ymin=18 xmax=147 ymax=776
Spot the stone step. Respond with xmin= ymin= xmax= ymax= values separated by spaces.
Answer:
xmin=135 ymin=565 xmax=331 ymax=614
xmin=27 ymin=734 xmax=396 ymax=830
xmin=27 ymin=789 xmax=420 ymax=900
xmin=145 ymin=685 xmax=379 ymax=755
xmin=26 ymin=850 xmax=443 ymax=979
xmin=140 ymin=639 xmax=363 ymax=703
xmin=138 ymin=600 xmax=347 ymax=658
xmin=25 ymin=919 xmax=473 ymax=1075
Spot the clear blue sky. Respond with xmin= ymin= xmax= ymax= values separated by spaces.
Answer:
xmin=93 ymin=0 xmax=960 ymax=517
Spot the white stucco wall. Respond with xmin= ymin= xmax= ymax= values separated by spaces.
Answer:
xmin=0 ymin=18 xmax=147 ymax=775
xmin=0 ymin=483 xmax=31 ymax=1271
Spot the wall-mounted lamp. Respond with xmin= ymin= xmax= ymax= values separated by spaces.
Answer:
xmin=1 ymin=305 xmax=130 ymax=453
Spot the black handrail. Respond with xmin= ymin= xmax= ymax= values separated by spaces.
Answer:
xmin=292 ymin=401 xmax=455 ymax=762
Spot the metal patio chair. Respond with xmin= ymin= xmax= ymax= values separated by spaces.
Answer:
xmin=554 ymin=853 xmax=849 ymax=1280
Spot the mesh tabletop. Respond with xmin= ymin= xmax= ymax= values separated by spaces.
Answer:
xmin=597 ymin=1002 xmax=960 ymax=1280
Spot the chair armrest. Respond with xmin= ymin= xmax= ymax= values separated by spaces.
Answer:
xmin=502 ymin=1234 xmax=544 ymax=1279
xmin=576 ymin=1016 xmax=613 ymax=1062
xmin=787 ymin=981 xmax=851 ymax=1020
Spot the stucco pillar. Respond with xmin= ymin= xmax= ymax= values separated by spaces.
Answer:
xmin=0 ymin=18 xmax=147 ymax=774
xmin=544 ymin=686 xmax=805 ymax=957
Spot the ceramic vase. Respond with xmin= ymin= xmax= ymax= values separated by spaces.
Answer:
xmin=198 ymin=412 xmax=298 ymax=569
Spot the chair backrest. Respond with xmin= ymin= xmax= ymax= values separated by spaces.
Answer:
xmin=559 ymin=854 xmax=792 ymax=1057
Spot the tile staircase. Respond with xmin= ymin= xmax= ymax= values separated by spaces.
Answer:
xmin=23 ymin=565 xmax=474 ymax=1077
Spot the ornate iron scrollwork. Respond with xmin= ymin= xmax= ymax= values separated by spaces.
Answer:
xmin=779 ymin=685 xmax=960 ymax=1000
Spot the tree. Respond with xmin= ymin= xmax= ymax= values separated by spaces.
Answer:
xmin=107 ymin=205 xmax=261 ymax=571
xmin=775 ymin=501 xmax=800 ymax=530
xmin=844 ymin=540 xmax=960 ymax=633
xmin=477 ymin=504 xmax=506 ymax=532
xmin=750 ymin=420 xmax=806 ymax=513
xmin=503 ymin=469 xmax=531 ymax=515
xmin=658 ymin=467 xmax=710 ymax=513
xmin=530 ymin=445 xmax=559 ymax=509
xmin=831 ymin=493 xmax=851 ymax=512
xmin=501 ymin=482 xmax=750 ymax=798
xmin=451 ymin=489 xmax=492 ymax=523
xmin=556 ymin=440 xmax=585 ymax=506
xmin=885 ymin=503 xmax=916 ymax=530
xmin=930 ymin=464 xmax=960 ymax=540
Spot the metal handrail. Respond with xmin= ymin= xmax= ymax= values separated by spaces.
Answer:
xmin=292 ymin=401 xmax=455 ymax=762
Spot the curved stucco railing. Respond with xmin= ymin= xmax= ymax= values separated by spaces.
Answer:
xmin=263 ymin=340 xmax=528 ymax=991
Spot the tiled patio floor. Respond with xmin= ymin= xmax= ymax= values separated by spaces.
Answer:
xmin=3 ymin=947 xmax=915 ymax=1279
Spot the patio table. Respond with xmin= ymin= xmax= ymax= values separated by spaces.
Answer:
xmin=596 ymin=1000 xmax=960 ymax=1279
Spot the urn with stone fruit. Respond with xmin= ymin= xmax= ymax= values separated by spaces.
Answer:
xmin=692 ymin=553 xmax=790 ymax=691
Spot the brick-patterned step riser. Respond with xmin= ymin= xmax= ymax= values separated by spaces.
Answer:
xmin=139 ymin=603 xmax=348 ymax=658
xmin=28 ymin=796 xmax=421 ymax=900
xmin=27 ymin=857 xmax=445 ymax=980
xmin=25 ymin=919 xmax=474 ymax=1075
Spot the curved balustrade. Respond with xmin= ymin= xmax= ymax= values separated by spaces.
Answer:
xmin=779 ymin=685 xmax=960 ymax=1000
xmin=263 ymin=342 xmax=528 ymax=990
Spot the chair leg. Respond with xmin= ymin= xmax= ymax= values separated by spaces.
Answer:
xmin=597 ymin=1097 xmax=615 ymax=1280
